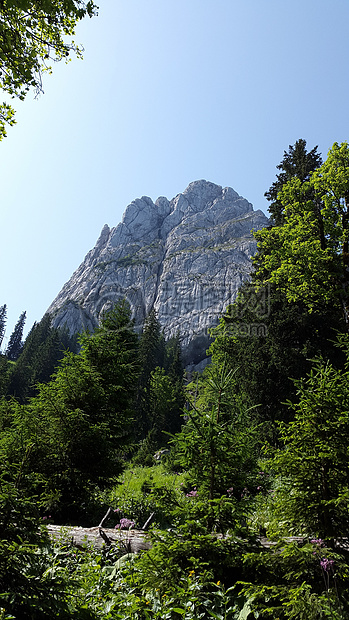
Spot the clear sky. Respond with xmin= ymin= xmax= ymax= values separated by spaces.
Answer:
xmin=1 ymin=0 xmax=348 ymax=343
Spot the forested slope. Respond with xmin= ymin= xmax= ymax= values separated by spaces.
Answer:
xmin=1 ymin=140 xmax=349 ymax=619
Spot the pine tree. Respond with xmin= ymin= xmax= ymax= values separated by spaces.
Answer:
xmin=6 ymin=311 xmax=26 ymax=361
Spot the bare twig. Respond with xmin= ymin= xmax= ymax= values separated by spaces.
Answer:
xmin=142 ymin=512 xmax=155 ymax=530
xmin=98 ymin=507 xmax=113 ymax=528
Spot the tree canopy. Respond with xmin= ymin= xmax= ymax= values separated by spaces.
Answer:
xmin=6 ymin=310 xmax=26 ymax=361
xmin=0 ymin=0 xmax=97 ymax=139
xmin=253 ymin=142 xmax=349 ymax=319
xmin=0 ymin=301 xmax=140 ymax=522
xmin=2 ymin=138 xmax=349 ymax=617
xmin=270 ymin=344 xmax=349 ymax=539
xmin=209 ymin=140 xmax=345 ymax=428
xmin=265 ymin=138 xmax=322 ymax=225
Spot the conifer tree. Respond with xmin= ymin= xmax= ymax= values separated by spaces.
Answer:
xmin=0 ymin=304 xmax=6 ymax=351
xmin=211 ymin=140 xmax=345 ymax=428
xmin=134 ymin=315 xmax=186 ymax=462
xmin=80 ymin=299 xmax=139 ymax=421
xmin=138 ymin=309 xmax=164 ymax=379
xmin=174 ymin=361 xmax=259 ymax=501
xmin=0 ymin=301 xmax=140 ymax=522
xmin=6 ymin=314 xmax=78 ymax=402
xmin=146 ymin=334 xmax=185 ymax=447
xmin=254 ymin=142 xmax=349 ymax=317
xmin=265 ymin=138 xmax=322 ymax=225
xmin=0 ymin=355 xmax=9 ymax=397
xmin=136 ymin=309 xmax=164 ymax=437
xmin=211 ymin=288 xmax=344 ymax=426
xmin=6 ymin=311 xmax=26 ymax=361
xmin=271 ymin=340 xmax=349 ymax=538
xmin=163 ymin=332 xmax=185 ymax=434
xmin=164 ymin=331 xmax=183 ymax=380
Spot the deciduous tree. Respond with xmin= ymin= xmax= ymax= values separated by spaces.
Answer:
xmin=254 ymin=142 xmax=349 ymax=319
xmin=0 ymin=0 xmax=97 ymax=138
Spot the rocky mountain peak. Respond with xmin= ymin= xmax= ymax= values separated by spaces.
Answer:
xmin=47 ymin=181 xmax=269 ymax=369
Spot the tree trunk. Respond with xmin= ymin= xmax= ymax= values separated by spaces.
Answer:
xmin=47 ymin=524 xmax=152 ymax=553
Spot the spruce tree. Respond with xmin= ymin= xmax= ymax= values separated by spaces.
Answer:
xmin=81 ymin=299 xmax=139 ymax=421
xmin=211 ymin=287 xmax=344 ymax=426
xmin=6 ymin=314 xmax=78 ymax=402
xmin=136 ymin=309 xmax=164 ymax=437
xmin=6 ymin=311 xmax=26 ymax=361
xmin=134 ymin=314 xmax=186 ymax=462
xmin=265 ymin=138 xmax=322 ymax=225
xmin=174 ymin=361 xmax=259 ymax=501
xmin=164 ymin=331 xmax=183 ymax=380
xmin=138 ymin=309 xmax=164 ymax=379
xmin=0 ymin=301 xmax=140 ymax=523
xmin=271 ymin=344 xmax=349 ymax=538
xmin=211 ymin=140 xmax=345 ymax=430
xmin=163 ymin=332 xmax=185 ymax=434
xmin=145 ymin=335 xmax=185 ymax=449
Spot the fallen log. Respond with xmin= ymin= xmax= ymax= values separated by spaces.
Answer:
xmin=47 ymin=524 xmax=152 ymax=553
xmin=47 ymin=524 xmax=306 ymax=553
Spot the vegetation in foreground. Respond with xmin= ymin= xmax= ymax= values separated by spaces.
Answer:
xmin=1 ymin=139 xmax=349 ymax=618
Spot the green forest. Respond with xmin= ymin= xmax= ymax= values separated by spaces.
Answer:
xmin=1 ymin=138 xmax=349 ymax=619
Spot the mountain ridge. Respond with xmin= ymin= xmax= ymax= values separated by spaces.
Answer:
xmin=47 ymin=180 xmax=269 ymax=369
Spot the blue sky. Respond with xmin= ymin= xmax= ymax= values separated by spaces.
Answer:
xmin=1 ymin=0 xmax=348 ymax=342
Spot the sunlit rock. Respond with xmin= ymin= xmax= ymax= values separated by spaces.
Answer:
xmin=47 ymin=180 xmax=269 ymax=368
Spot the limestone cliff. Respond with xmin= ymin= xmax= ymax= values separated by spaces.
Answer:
xmin=47 ymin=180 xmax=269 ymax=368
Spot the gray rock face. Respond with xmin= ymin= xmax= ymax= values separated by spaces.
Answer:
xmin=47 ymin=180 xmax=269 ymax=367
